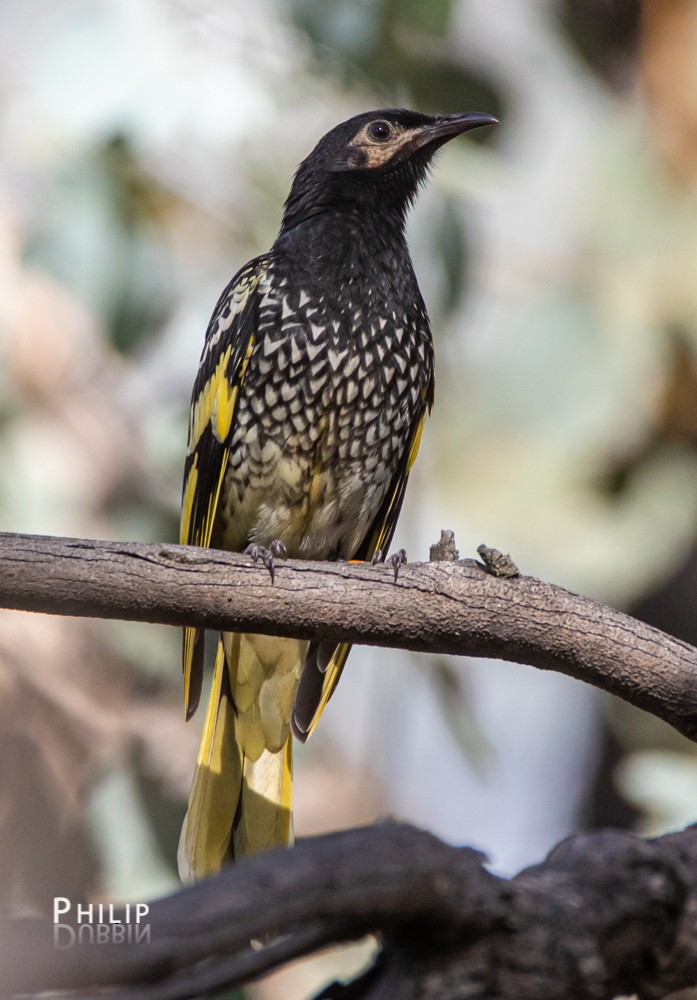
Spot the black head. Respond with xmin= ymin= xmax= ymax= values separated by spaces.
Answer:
xmin=280 ymin=108 xmax=497 ymax=233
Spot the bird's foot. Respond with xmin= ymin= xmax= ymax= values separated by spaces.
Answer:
xmin=244 ymin=540 xmax=287 ymax=584
xmin=371 ymin=547 xmax=407 ymax=582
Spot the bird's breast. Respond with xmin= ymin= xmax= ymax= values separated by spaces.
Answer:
xmin=219 ymin=266 xmax=433 ymax=558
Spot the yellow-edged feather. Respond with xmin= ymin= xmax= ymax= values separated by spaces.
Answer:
xmin=180 ymin=261 xmax=267 ymax=722
xmin=178 ymin=642 xmax=241 ymax=879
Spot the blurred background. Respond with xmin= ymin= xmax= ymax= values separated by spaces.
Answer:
xmin=2 ymin=0 xmax=697 ymax=995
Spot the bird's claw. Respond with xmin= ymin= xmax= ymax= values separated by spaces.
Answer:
xmin=269 ymin=539 xmax=288 ymax=560
xmin=370 ymin=547 xmax=407 ymax=581
xmin=391 ymin=548 xmax=407 ymax=582
xmin=245 ymin=540 xmax=287 ymax=585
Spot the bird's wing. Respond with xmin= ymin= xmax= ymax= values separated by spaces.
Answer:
xmin=180 ymin=255 xmax=269 ymax=720
xmin=357 ymin=393 xmax=431 ymax=559
xmin=292 ymin=386 xmax=433 ymax=741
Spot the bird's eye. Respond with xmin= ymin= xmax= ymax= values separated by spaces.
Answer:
xmin=367 ymin=120 xmax=392 ymax=142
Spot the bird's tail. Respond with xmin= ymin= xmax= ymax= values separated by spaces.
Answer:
xmin=178 ymin=638 xmax=294 ymax=881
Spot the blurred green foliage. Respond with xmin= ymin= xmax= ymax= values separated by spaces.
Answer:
xmin=24 ymin=134 xmax=175 ymax=355
xmin=288 ymin=0 xmax=501 ymax=124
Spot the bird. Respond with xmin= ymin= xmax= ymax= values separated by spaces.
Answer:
xmin=178 ymin=107 xmax=497 ymax=880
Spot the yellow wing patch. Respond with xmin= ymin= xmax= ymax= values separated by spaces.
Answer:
xmin=180 ymin=447 xmax=230 ymax=549
xmin=180 ymin=455 xmax=199 ymax=546
xmin=406 ymin=409 xmax=427 ymax=473
xmin=187 ymin=345 xmax=238 ymax=457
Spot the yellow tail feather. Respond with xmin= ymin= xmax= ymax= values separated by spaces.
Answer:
xmin=178 ymin=636 xmax=295 ymax=881
xmin=232 ymin=739 xmax=293 ymax=860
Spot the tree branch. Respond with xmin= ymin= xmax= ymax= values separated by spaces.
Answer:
xmin=3 ymin=531 xmax=697 ymax=996
xmin=1 ymin=821 xmax=696 ymax=999
xmin=0 ymin=530 xmax=696 ymax=740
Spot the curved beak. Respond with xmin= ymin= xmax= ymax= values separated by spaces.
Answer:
xmin=412 ymin=111 xmax=498 ymax=150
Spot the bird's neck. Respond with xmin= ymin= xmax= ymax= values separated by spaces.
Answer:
xmin=273 ymin=208 xmax=414 ymax=291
